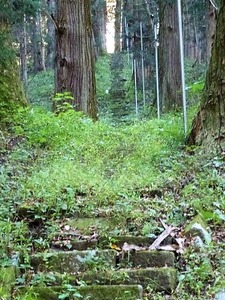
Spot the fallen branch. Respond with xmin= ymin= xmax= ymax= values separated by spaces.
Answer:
xmin=149 ymin=225 xmax=176 ymax=250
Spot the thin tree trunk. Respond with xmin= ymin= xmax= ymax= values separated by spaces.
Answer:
xmin=20 ymin=14 xmax=28 ymax=89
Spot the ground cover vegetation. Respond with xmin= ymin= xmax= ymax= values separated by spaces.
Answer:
xmin=0 ymin=54 xmax=225 ymax=299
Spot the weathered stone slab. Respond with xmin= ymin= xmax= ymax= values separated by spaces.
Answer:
xmin=100 ymin=235 xmax=174 ymax=249
xmin=51 ymin=238 xmax=98 ymax=251
xmin=67 ymin=217 xmax=121 ymax=234
xmin=31 ymin=249 xmax=117 ymax=273
xmin=99 ymin=235 xmax=155 ymax=248
xmin=77 ymin=267 xmax=177 ymax=293
xmin=21 ymin=285 xmax=143 ymax=300
xmin=119 ymin=250 xmax=175 ymax=268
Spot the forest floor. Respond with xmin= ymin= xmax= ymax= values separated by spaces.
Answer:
xmin=0 ymin=54 xmax=224 ymax=299
xmin=1 ymin=106 xmax=225 ymax=299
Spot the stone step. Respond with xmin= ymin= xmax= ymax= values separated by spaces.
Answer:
xmin=100 ymin=235 xmax=156 ymax=248
xmin=76 ymin=267 xmax=177 ymax=293
xmin=51 ymin=238 xmax=98 ymax=251
xmin=119 ymin=250 xmax=175 ymax=268
xmin=31 ymin=249 xmax=116 ymax=273
xmin=31 ymin=249 xmax=175 ymax=273
xmin=51 ymin=232 xmax=172 ymax=251
xmin=21 ymin=285 xmax=143 ymax=300
xmin=51 ymin=234 xmax=158 ymax=251
xmin=30 ymin=267 xmax=177 ymax=293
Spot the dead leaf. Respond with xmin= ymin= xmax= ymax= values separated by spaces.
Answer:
xmin=110 ymin=243 xmax=121 ymax=251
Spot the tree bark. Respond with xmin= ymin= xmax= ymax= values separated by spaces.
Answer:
xmin=188 ymin=1 xmax=225 ymax=148
xmin=92 ymin=0 xmax=107 ymax=57
xmin=206 ymin=1 xmax=216 ymax=62
xmin=158 ymin=0 xmax=181 ymax=111
xmin=46 ymin=0 xmax=55 ymax=69
xmin=19 ymin=14 xmax=28 ymax=89
xmin=32 ymin=11 xmax=46 ymax=73
xmin=55 ymin=0 xmax=97 ymax=120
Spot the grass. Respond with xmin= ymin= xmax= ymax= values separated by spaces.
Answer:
xmin=16 ymin=108 xmax=183 ymax=203
xmin=1 ymin=55 xmax=225 ymax=299
xmin=1 ymin=105 xmax=225 ymax=299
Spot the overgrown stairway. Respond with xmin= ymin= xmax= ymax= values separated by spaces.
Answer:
xmin=20 ymin=217 xmax=178 ymax=300
xmin=109 ymin=53 xmax=132 ymax=119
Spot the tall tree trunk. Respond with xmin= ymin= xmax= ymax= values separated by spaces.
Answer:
xmin=0 ymin=19 xmax=26 ymax=123
xmin=55 ymin=0 xmax=97 ymax=120
xmin=206 ymin=1 xmax=216 ymax=62
xmin=188 ymin=1 xmax=225 ymax=148
xmin=183 ymin=1 xmax=208 ymax=62
xmin=114 ymin=0 xmax=122 ymax=53
xmin=46 ymin=0 xmax=55 ymax=68
xmin=158 ymin=0 xmax=181 ymax=111
xmin=92 ymin=0 xmax=107 ymax=57
xmin=32 ymin=11 xmax=46 ymax=73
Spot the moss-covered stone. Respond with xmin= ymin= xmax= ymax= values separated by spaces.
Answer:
xmin=21 ymin=284 xmax=143 ymax=300
xmin=51 ymin=238 xmax=98 ymax=251
xmin=67 ymin=217 xmax=123 ymax=235
xmin=184 ymin=214 xmax=211 ymax=244
xmin=78 ymin=284 xmax=143 ymax=300
xmin=119 ymin=250 xmax=175 ymax=268
xmin=184 ymin=214 xmax=207 ymax=234
xmin=31 ymin=249 xmax=117 ymax=273
xmin=76 ymin=267 xmax=177 ymax=293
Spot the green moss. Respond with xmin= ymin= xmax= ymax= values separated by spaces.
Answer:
xmin=0 ymin=22 xmax=27 ymax=123
xmin=67 ymin=217 xmax=120 ymax=235
xmin=31 ymin=249 xmax=117 ymax=273
xmin=78 ymin=284 xmax=143 ymax=300
xmin=99 ymin=235 xmax=154 ymax=248
xmin=19 ymin=286 xmax=59 ymax=300
xmin=0 ymin=267 xmax=16 ymax=298
xmin=77 ymin=267 xmax=177 ymax=292
xmin=119 ymin=250 xmax=175 ymax=268
xmin=0 ymin=59 xmax=27 ymax=124
xmin=21 ymin=285 xmax=143 ymax=300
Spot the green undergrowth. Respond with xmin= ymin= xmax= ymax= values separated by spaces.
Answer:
xmin=1 ymin=106 xmax=225 ymax=299
xmin=27 ymin=70 xmax=54 ymax=110
xmin=27 ymin=55 xmax=113 ymax=113
xmin=11 ymin=107 xmax=184 ymax=210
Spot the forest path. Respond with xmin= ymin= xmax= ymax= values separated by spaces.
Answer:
xmin=109 ymin=53 xmax=131 ymax=119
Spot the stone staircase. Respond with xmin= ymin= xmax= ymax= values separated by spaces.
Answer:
xmin=109 ymin=53 xmax=132 ymax=120
xmin=19 ymin=218 xmax=178 ymax=300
